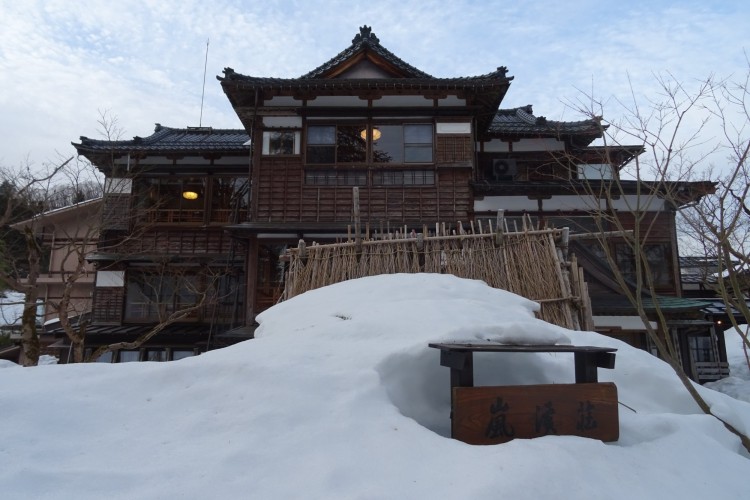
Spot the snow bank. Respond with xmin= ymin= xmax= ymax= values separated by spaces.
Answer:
xmin=1 ymin=274 xmax=749 ymax=499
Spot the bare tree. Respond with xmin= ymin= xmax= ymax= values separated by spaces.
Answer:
xmin=72 ymin=110 xmax=245 ymax=362
xmin=566 ymin=70 xmax=750 ymax=452
xmin=0 ymin=157 xmax=73 ymax=365
xmin=678 ymin=64 xmax=750 ymax=368
xmin=86 ymin=264 xmax=228 ymax=362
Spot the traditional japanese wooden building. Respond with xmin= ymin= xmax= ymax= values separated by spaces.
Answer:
xmin=71 ymin=26 xmax=724 ymax=380
xmin=73 ymin=125 xmax=251 ymax=361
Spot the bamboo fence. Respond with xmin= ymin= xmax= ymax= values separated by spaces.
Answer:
xmin=282 ymin=216 xmax=594 ymax=330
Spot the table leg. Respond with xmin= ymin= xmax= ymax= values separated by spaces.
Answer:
xmin=574 ymin=352 xmax=598 ymax=383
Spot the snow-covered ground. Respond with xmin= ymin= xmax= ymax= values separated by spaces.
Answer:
xmin=706 ymin=327 xmax=750 ymax=403
xmin=1 ymin=274 xmax=749 ymax=499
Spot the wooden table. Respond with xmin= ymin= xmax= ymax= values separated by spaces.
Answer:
xmin=428 ymin=343 xmax=617 ymax=389
xmin=428 ymin=343 xmax=619 ymax=443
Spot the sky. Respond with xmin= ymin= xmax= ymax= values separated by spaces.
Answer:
xmin=0 ymin=0 xmax=748 ymax=171
xmin=2 ymin=273 xmax=750 ymax=498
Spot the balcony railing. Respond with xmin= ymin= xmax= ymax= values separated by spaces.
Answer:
xmin=136 ymin=208 xmax=247 ymax=225
xmin=124 ymin=302 xmax=242 ymax=324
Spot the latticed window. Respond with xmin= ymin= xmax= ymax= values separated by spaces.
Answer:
xmin=304 ymin=169 xmax=367 ymax=186
xmin=372 ymin=170 xmax=435 ymax=186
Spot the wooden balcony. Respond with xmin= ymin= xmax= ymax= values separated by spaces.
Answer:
xmin=693 ymin=361 xmax=730 ymax=383
xmin=136 ymin=208 xmax=248 ymax=226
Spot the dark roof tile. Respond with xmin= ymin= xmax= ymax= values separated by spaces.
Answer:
xmin=302 ymin=25 xmax=432 ymax=79
xmin=74 ymin=124 xmax=249 ymax=154
xmin=489 ymin=105 xmax=602 ymax=136
xmin=219 ymin=26 xmax=512 ymax=87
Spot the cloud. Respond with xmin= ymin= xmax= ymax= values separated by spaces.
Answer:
xmin=0 ymin=0 xmax=746 ymax=168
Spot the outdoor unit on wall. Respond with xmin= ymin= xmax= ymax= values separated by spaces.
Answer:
xmin=490 ymin=159 xmax=517 ymax=181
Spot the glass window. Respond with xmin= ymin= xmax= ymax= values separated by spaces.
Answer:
xmin=135 ymin=178 xmax=206 ymax=224
xmin=689 ymin=335 xmax=715 ymax=363
xmin=262 ymin=131 xmax=300 ymax=155
xmin=304 ymin=170 xmax=367 ymax=186
xmin=307 ymin=123 xmax=432 ymax=165
xmin=615 ymin=243 xmax=672 ymax=287
xmin=372 ymin=125 xmax=404 ymax=163
xmin=93 ymin=351 xmax=113 ymax=363
xmin=373 ymin=124 xmax=433 ymax=164
xmin=372 ymin=170 xmax=434 ymax=186
xmin=404 ymin=124 xmax=433 ymax=163
xmin=307 ymin=126 xmax=336 ymax=164
xmin=124 ymin=272 xmax=202 ymax=322
xmin=336 ymin=125 xmax=367 ymax=163
xmin=210 ymin=178 xmax=248 ymax=223
xmin=118 ymin=350 xmax=140 ymax=363
xmin=145 ymin=349 xmax=167 ymax=362
xmin=578 ymin=163 xmax=614 ymax=180
xmin=172 ymin=350 xmax=195 ymax=361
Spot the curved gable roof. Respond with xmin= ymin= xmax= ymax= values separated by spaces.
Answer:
xmin=301 ymin=25 xmax=432 ymax=79
xmin=218 ymin=26 xmax=512 ymax=89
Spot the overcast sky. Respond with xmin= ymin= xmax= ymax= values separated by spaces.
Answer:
xmin=1 ymin=0 xmax=747 ymax=170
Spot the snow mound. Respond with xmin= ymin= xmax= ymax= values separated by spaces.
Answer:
xmin=1 ymin=274 xmax=749 ymax=499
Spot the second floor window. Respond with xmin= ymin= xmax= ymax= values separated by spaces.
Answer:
xmin=262 ymin=131 xmax=300 ymax=155
xmin=373 ymin=124 xmax=433 ymax=163
xmin=615 ymin=243 xmax=673 ymax=288
xmin=306 ymin=123 xmax=433 ymax=165
xmin=125 ymin=272 xmax=199 ymax=322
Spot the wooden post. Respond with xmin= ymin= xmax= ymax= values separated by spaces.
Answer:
xmin=495 ymin=209 xmax=505 ymax=246
xmin=353 ymin=187 xmax=361 ymax=250
xmin=245 ymin=235 xmax=259 ymax=325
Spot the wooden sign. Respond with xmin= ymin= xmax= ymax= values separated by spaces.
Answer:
xmin=452 ymin=383 xmax=619 ymax=444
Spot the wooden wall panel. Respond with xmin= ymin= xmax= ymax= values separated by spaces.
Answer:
xmin=102 ymin=194 xmax=130 ymax=231
xmin=613 ymin=211 xmax=675 ymax=242
xmin=255 ymin=158 xmax=473 ymax=223
xmin=256 ymin=157 xmax=304 ymax=221
xmin=436 ymin=136 xmax=473 ymax=164
xmin=111 ymin=229 xmax=234 ymax=255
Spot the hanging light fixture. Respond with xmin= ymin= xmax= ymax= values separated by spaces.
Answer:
xmin=182 ymin=179 xmax=200 ymax=200
xmin=360 ymin=127 xmax=382 ymax=141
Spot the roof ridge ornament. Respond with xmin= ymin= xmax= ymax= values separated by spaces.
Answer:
xmin=353 ymin=25 xmax=379 ymax=45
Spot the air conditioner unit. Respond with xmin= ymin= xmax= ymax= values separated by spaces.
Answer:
xmin=491 ymin=159 xmax=517 ymax=181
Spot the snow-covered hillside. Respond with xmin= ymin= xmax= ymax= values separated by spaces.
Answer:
xmin=1 ymin=274 xmax=749 ymax=499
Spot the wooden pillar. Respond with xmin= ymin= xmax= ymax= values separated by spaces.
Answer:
xmin=245 ymin=235 xmax=259 ymax=324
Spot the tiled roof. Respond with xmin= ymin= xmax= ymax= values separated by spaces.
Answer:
xmin=489 ymin=105 xmax=602 ymax=136
xmin=219 ymin=69 xmax=511 ymax=88
xmin=74 ymin=124 xmax=249 ymax=154
xmin=219 ymin=26 xmax=511 ymax=88
xmin=302 ymin=25 xmax=432 ymax=79
xmin=679 ymin=256 xmax=720 ymax=284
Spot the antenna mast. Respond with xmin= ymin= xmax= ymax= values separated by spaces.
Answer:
xmin=199 ymin=38 xmax=210 ymax=127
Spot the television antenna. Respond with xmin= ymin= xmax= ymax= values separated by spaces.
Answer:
xmin=199 ymin=38 xmax=209 ymax=127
